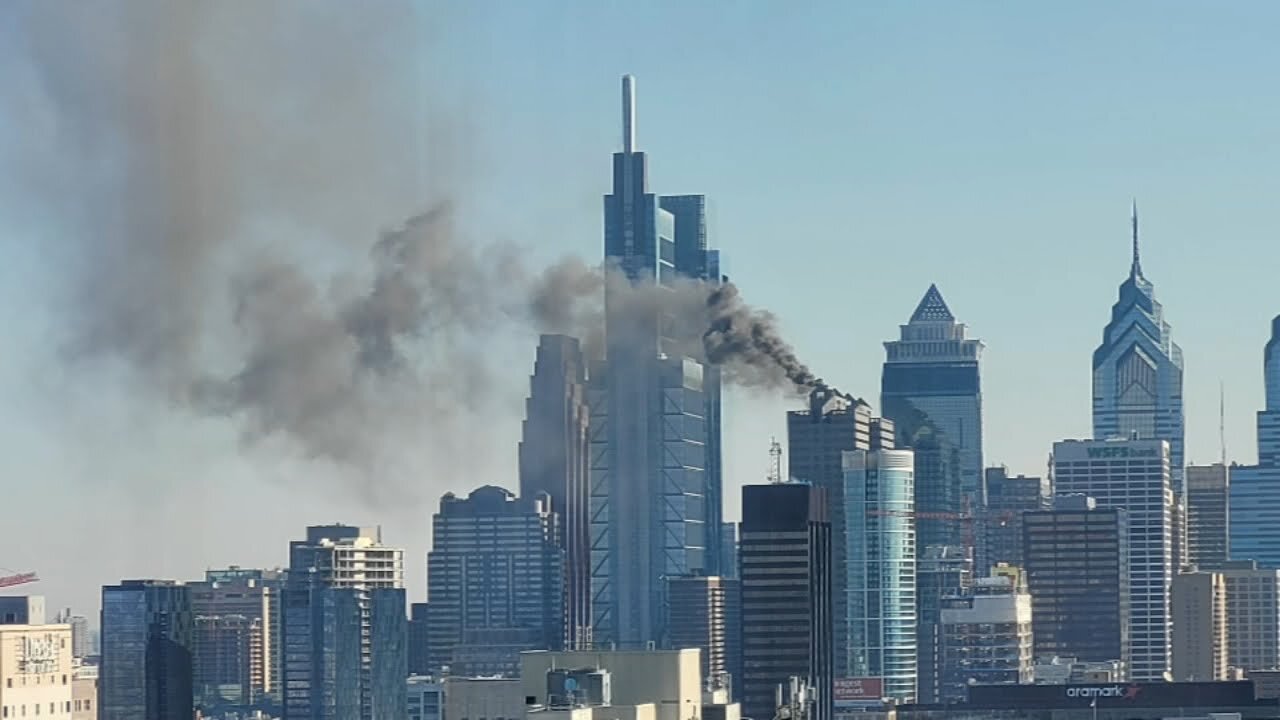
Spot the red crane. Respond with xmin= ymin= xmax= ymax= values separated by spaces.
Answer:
xmin=0 ymin=572 xmax=39 ymax=589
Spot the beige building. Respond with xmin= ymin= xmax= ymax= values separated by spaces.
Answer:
xmin=443 ymin=676 xmax=525 ymax=720
xmin=1171 ymin=571 xmax=1229 ymax=680
xmin=0 ymin=624 xmax=74 ymax=720
xmin=1223 ymin=561 xmax=1280 ymax=673
xmin=521 ymin=649 xmax=702 ymax=720
xmin=72 ymin=664 xmax=97 ymax=720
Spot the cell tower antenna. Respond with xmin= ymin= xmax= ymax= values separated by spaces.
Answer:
xmin=768 ymin=437 xmax=783 ymax=483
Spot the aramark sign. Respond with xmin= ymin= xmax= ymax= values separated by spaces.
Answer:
xmin=1066 ymin=685 xmax=1141 ymax=700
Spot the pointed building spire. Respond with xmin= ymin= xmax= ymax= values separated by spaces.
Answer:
xmin=910 ymin=284 xmax=956 ymax=322
xmin=622 ymin=74 xmax=636 ymax=153
xmin=1130 ymin=198 xmax=1142 ymax=278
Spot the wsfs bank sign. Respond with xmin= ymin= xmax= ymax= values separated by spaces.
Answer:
xmin=1086 ymin=445 xmax=1158 ymax=459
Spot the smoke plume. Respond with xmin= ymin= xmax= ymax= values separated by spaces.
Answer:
xmin=2 ymin=0 xmax=834 ymax=483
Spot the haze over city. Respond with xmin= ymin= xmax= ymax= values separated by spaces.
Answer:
xmin=2 ymin=0 xmax=1279 ymax=625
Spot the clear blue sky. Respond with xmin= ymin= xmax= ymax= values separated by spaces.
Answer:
xmin=1 ymin=1 xmax=1278 ymax=614
xmin=442 ymin=0 xmax=1280 ymax=471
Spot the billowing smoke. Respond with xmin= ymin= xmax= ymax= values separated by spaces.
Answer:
xmin=2 ymin=0 xmax=835 ymax=483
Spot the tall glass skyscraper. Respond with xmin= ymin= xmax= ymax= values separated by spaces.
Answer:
xmin=1091 ymin=206 xmax=1185 ymax=493
xmin=843 ymin=449 xmax=918 ymax=703
xmin=1230 ymin=315 xmax=1280 ymax=566
xmin=590 ymin=75 xmax=724 ymax=648
xmin=881 ymin=285 xmax=984 ymax=511
xmin=100 ymin=580 xmax=195 ymax=720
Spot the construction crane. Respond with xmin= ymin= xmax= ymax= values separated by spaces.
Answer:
xmin=0 ymin=571 xmax=38 ymax=590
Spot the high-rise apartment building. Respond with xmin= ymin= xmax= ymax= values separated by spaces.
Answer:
xmin=1052 ymin=439 xmax=1173 ymax=680
xmin=590 ymin=75 xmax=724 ymax=648
xmin=666 ymin=575 xmax=738 ymax=691
xmin=978 ymin=467 xmax=1049 ymax=573
xmin=1023 ymin=495 xmax=1129 ymax=668
xmin=427 ymin=486 xmax=564 ymax=674
xmin=914 ymin=545 xmax=971 ymax=704
xmin=1091 ymin=205 xmax=1185 ymax=493
xmin=740 ymin=483 xmax=833 ymax=720
xmin=1171 ymin=570 xmax=1228 ymax=681
xmin=843 ymin=449 xmax=918 ymax=703
xmin=0 ymin=622 xmax=73 ymax=720
xmin=787 ymin=388 xmax=893 ymax=676
xmin=1186 ymin=464 xmax=1230 ymax=570
xmin=407 ymin=676 xmax=442 ymax=720
xmin=938 ymin=575 xmax=1033 ymax=703
xmin=189 ymin=568 xmax=277 ymax=708
xmin=280 ymin=585 xmax=406 ymax=720
xmin=1231 ymin=315 xmax=1280 ymax=566
xmin=882 ymin=284 xmax=985 ymax=510
xmin=100 ymin=580 xmax=195 ymax=720
xmin=1221 ymin=560 xmax=1280 ymax=673
xmin=284 ymin=525 xmax=405 ymax=720
xmin=520 ymin=334 xmax=591 ymax=648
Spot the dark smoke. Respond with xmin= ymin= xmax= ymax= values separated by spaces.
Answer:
xmin=3 ymin=0 xmax=837 ymax=481
xmin=703 ymin=284 xmax=849 ymax=398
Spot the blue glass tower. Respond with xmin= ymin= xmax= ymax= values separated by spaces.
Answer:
xmin=100 ymin=580 xmax=195 ymax=720
xmin=590 ymin=75 xmax=724 ymax=648
xmin=881 ymin=285 xmax=984 ymax=511
xmin=1091 ymin=204 xmax=1185 ymax=492
xmin=843 ymin=449 xmax=918 ymax=703
xmin=1230 ymin=315 xmax=1280 ymax=566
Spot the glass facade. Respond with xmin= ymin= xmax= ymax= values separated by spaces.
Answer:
xmin=881 ymin=285 xmax=984 ymax=514
xmin=279 ymin=585 xmax=362 ymax=720
xmin=1090 ymin=218 xmax=1185 ymax=494
xmin=427 ymin=486 xmax=564 ymax=674
xmin=100 ymin=581 xmax=194 ymax=720
xmin=739 ymin=483 xmax=833 ymax=720
xmin=1022 ymin=502 xmax=1130 ymax=666
xmin=1052 ymin=439 xmax=1172 ymax=681
xmin=843 ymin=449 xmax=917 ymax=703
xmin=591 ymin=77 xmax=724 ymax=648
xmin=1231 ymin=316 xmax=1280 ymax=567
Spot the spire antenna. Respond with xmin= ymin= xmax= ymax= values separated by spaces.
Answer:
xmin=1130 ymin=198 xmax=1142 ymax=278
xmin=622 ymin=75 xmax=636 ymax=153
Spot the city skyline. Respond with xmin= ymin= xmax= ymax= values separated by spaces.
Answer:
xmin=4 ymin=1 xmax=1280 ymax=622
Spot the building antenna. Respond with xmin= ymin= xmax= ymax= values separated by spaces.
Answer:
xmin=768 ymin=437 xmax=783 ymax=483
xmin=1220 ymin=379 xmax=1227 ymax=465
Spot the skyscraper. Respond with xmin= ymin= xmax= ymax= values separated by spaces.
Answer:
xmin=1052 ymin=439 xmax=1173 ymax=681
xmin=739 ymin=483 xmax=833 ymax=720
xmin=1230 ymin=315 xmax=1280 ymax=566
xmin=1171 ymin=570 xmax=1228 ymax=681
xmin=427 ymin=486 xmax=564 ymax=674
xmin=591 ymin=75 xmax=724 ymax=648
xmin=1186 ymin=464 xmax=1230 ymax=570
xmin=280 ymin=585 xmax=406 ymax=720
xmin=100 ymin=580 xmax=195 ymax=720
xmin=189 ymin=569 xmax=276 ymax=709
xmin=787 ymin=388 xmax=893 ymax=676
xmin=666 ymin=575 xmax=736 ymax=691
xmin=284 ymin=525 xmax=405 ymax=720
xmin=1221 ymin=560 xmax=1280 ymax=674
xmin=978 ymin=467 xmax=1049 ymax=574
xmin=407 ymin=603 xmax=430 ymax=677
xmin=914 ymin=545 xmax=971 ymax=704
xmin=843 ymin=449 xmax=918 ymax=703
xmin=1023 ymin=495 xmax=1130 ymax=669
xmin=520 ymin=333 xmax=591 ymax=648
xmin=882 ymin=284 xmax=985 ymax=510
xmin=1091 ymin=204 xmax=1185 ymax=493
xmin=937 ymin=575 xmax=1033 ymax=703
